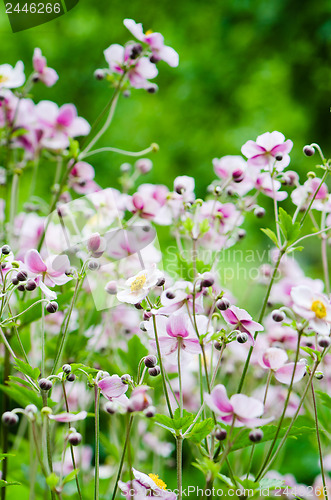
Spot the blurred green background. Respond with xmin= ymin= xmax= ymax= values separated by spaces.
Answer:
xmin=1 ymin=0 xmax=331 ymax=193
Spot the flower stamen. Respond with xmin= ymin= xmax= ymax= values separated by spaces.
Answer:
xmin=148 ymin=473 xmax=167 ymax=490
xmin=130 ymin=274 xmax=147 ymax=292
xmin=311 ymin=300 xmax=327 ymax=319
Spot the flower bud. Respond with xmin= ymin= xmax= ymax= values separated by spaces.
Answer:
xmin=88 ymin=259 xmax=100 ymax=271
xmin=200 ymin=272 xmax=215 ymax=288
xmin=214 ymin=341 xmax=223 ymax=351
xmin=144 ymin=355 xmax=157 ymax=368
xmin=62 ymin=364 xmax=71 ymax=374
xmin=226 ymin=186 xmax=234 ymax=196
xmin=232 ymin=169 xmax=244 ymax=183
xmin=135 ymin=158 xmax=153 ymax=175
xmin=238 ymin=229 xmax=246 ymax=240
xmin=94 ymin=69 xmax=105 ymax=80
xmin=17 ymin=270 xmax=28 ymax=282
xmin=303 ymin=145 xmax=315 ymax=157
xmin=254 ymin=207 xmax=265 ymax=218
xmin=144 ymin=406 xmax=156 ymax=418
xmin=17 ymin=284 xmax=25 ymax=292
xmin=165 ymin=291 xmax=175 ymax=300
xmin=315 ymin=371 xmax=324 ymax=380
xmin=46 ymin=302 xmax=58 ymax=314
xmin=87 ymin=233 xmax=101 ymax=253
xmin=67 ymin=373 xmax=76 ymax=382
xmin=216 ymin=297 xmax=230 ymax=311
xmin=272 ymin=310 xmax=285 ymax=322
xmin=151 ymin=143 xmax=159 ymax=153
xmin=140 ymin=321 xmax=147 ymax=332
xmin=130 ymin=44 xmax=143 ymax=59
xmin=25 ymin=404 xmax=38 ymax=416
xmin=2 ymin=411 xmax=18 ymax=426
xmin=11 ymin=277 xmax=19 ymax=285
xmin=105 ymin=281 xmax=117 ymax=295
xmin=148 ymin=366 xmax=161 ymax=377
xmin=25 ymin=279 xmax=37 ymax=291
xmin=318 ymin=336 xmax=331 ymax=349
xmin=143 ymin=311 xmax=152 ymax=321
xmin=39 ymin=378 xmax=52 ymax=391
xmin=215 ymin=428 xmax=227 ymax=441
xmin=214 ymin=185 xmax=222 ymax=196
xmin=68 ymin=432 xmax=82 ymax=446
xmin=237 ymin=332 xmax=248 ymax=344
xmin=41 ymin=406 xmax=53 ymax=416
xmin=135 ymin=302 xmax=143 ymax=310
xmin=121 ymin=374 xmax=131 ymax=384
xmin=275 ymin=153 xmax=283 ymax=161
xmin=105 ymin=402 xmax=117 ymax=414
xmin=156 ymin=276 xmax=165 ymax=287
xmin=1 ymin=245 xmax=11 ymax=255
xmin=249 ymin=429 xmax=263 ymax=442
xmin=307 ymin=171 xmax=316 ymax=179
xmin=120 ymin=162 xmax=131 ymax=173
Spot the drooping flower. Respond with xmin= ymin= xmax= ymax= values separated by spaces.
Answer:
xmin=0 ymin=61 xmax=25 ymax=89
xmin=221 ymin=305 xmax=264 ymax=345
xmin=204 ymin=384 xmax=272 ymax=427
xmin=291 ymin=177 xmax=330 ymax=212
xmin=68 ymin=161 xmax=100 ymax=194
xmin=117 ymin=266 xmax=163 ymax=304
xmin=291 ymin=285 xmax=331 ymax=335
xmin=49 ymin=410 xmax=87 ymax=422
xmin=213 ymin=155 xmax=254 ymax=196
xmin=32 ymin=48 xmax=59 ymax=87
xmin=241 ymin=131 xmax=293 ymax=171
xmin=254 ymin=173 xmax=288 ymax=201
xmin=259 ymin=347 xmax=306 ymax=384
xmin=124 ymin=19 xmax=179 ymax=67
xmin=25 ymin=249 xmax=71 ymax=298
xmin=98 ymin=374 xmax=128 ymax=401
xmin=119 ymin=467 xmax=177 ymax=500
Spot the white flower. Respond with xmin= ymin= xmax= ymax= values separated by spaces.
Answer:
xmin=291 ymin=285 xmax=331 ymax=335
xmin=0 ymin=61 xmax=25 ymax=89
xmin=117 ymin=266 xmax=163 ymax=304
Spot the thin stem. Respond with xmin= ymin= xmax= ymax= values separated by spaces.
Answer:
xmin=176 ymin=435 xmax=183 ymax=500
xmin=81 ymin=144 xmax=154 ymax=160
xmin=94 ymin=386 xmax=100 ymax=500
xmin=152 ymin=315 xmax=173 ymax=418
xmin=237 ymin=249 xmax=285 ymax=393
xmin=300 ymin=168 xmax=329 ymax=227
xmin=42 ymin=392 xmax=56 ymax=500
xmin=9 ymin=172 xmax=19 ymax=242
xmin=177 ymin=341 xmax=183 ymax=418
xmin=41 ymin=293 xmax=45 ymax=377
xmin=311 ymin=383 xmax=328 ymax=500
xmin=1 ymin=343 xmax=10 ymax=500
xmin=321 ymin=211 xmax=330 ymax=294
xmin=111 ymin=415 xmax=134 ymax=500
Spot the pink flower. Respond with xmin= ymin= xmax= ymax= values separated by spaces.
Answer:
xmin=259 ymin=347 xmax=306 ymax=384
xmin=32 ymin=48 xmax=59 ymax=87
xmin=49 ymin=410 xmax=87 ymax=422
xmin=129 ymin=184 xmax=172 ymax=225
xmin=255 ymin=173 xmax=288 ymax=201
xmin=35 ymin=101 xmax=90 ymax=150
xmin=117 ymin=266 xmax=163 ymax=304
xmin=213 ymin=155 xmax=254 ymax=196
xmin=98 ymin=374 xmax=128 ymax=401
xmin=25 ymin=249 xmax=71 ymax=293
xmin=291 ymin=285 xmax=331 ymax=335
xmin=291 ymin=177 xmax=330 ymax=212
xmin=119 ymin=468 xmax=177 ymax=500
xmin=221 ymin=305 xmax=264 ymax=345
xmin=153 ymin=314 xmax=202 ymax=358
xmin=204 ymin=384 xmax=272 ymax=427
xmin=127 ymin=386 xmax=152 ymax=412
xmin=241 ymin=131 xmax=293 ymax=171
xmin=159 ymin=281 xmax=203 ymax=315
xmin=124 ymin=19 xmax=179 ymax=67
xmin=69 ymin=161 xmax=100 ymax=194
xmin=104 ymin=44 xmax=158 ymax=90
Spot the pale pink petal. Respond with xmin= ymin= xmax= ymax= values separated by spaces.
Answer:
xmin=204 ymin=384 xmax=233 ymax=414
xmin=241 ymin=140 xmax=266 ymax=158
xmin=98 ymin=375 xmax=128 ymax=400
xmin=25 ymin=249 xmax=47 ymax=273
xmin=230 ymin=394 xmax=264 ymax=419
xmin=49 ymin=410 xmax=87 ymax=422
xmin=275 ymin=361 xmax=306 ymax=385
xmin=261 ymin=347 xmax=288 ymax=370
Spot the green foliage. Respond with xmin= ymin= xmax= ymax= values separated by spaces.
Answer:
xmin=185 ymin=418 xmax=215 ymax=444
xmin=278 ymin=207 xmax=301 ymax=245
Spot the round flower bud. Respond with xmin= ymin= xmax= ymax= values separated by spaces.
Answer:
xmin=144 ymin=355 xmax=157 ymax=368
xmin=232 ymin=169 xmax=244 ymax=183
xmin=226 ymin=186 xmax=234 ymax=196
xmin=238 ymin=229 xmax=246 ymax=240
xmin=105 ymin=281 xmax=117 ymax=295
xmin=151 ymin=143 xmax=159 ymax=153
xmin=156 ymin=276 xmax=165 ymax=287
xmin=135 ymin=158 xmax=153 ymax=175
xmin=275 ymin=153 xmax=283 ymax=161
xmin=87 ymin=233 xmax=101 ymax=253
xmin=11 ymin=277 xmax=19 ymax=285
xmin=130 ymin=43 xmax=143 ymax=59
xmin=272 ymin=310 xmax=285 ymax=323
xmin=25 ymin=404 xmax=38 ymax=415
xmin=140 ymin=321 xmax=147 ymax=332
xmin=120 ymin=162 xmax=131 ymax=173
xmin=121 ymin=374 xmax=131 ymax=384
xmin=105 ymin=401 xmax=117 ymax=414
xmin=318 ymin=336 xmax=331 ymax=349
xmin=17 ymin=284 xmax=25 ymax=292
xmin=135 ymin=302 xmax=143 ymax=310
xmin=144 ymin=406 xmax=156 ymax=418
xmin=39 ymin=378 xmax=53 ymax=391
xmin=307 ymin=171 xmax=316 ymax=179
xmin=68 ymin=432 xmax=82 ymax=446
xmin=303 ymin=145 xmax=315 ymax=157
xmin=25 ymin=279 xmax=37 ymax=291
xmin=216 ymin=297 xmax=230 ymax=311
xmin=254 ymin=207 xmax=265 ymax=218
xmin=150 ymin=55 xmax=160 ymax=64
xmin=66 ymin=373 xmax=76 ymax=382
xmin=62 ymin=364 xmax=72 ymax=374
xmin=17 ymin=270 xmax=28 ymax=282
xmin=249 ymin=429 xmax=264 ymax=443
xmin=315 ymin=371 xmax=324 ymax=380
xmin=94 ymin=69 xmax=105 ymax=80
xmin=143 ymin=311 xmax=152 ymax=321
xmin=46 ymin=302 xmax=58 ymax=314
xmin=88 ymin=259 xmax=100 ymax=271
xmin=148 ymin=366 xmax=161 ymax=377
xmin=41 ymin=406 xmax=53 ymax=416
xmin=147 ymin=85 xmax=157 ymax=94
xmin=2 ymin=411 xmax=19 ymax=426
xmin=165 ymin=291 xmax=175 ymax=300
xmin=1 ymin=245 xmax=11 ymax=255
xmin=237 ymin=332 xmax=248 ymax=344
xmin=215 ymin=428 xmax=227 ymax=441
xmin=214 ymin=341 xmax=223 ymax=351
xmin=214 ymin=185 xmax=222 ymax=196
xmin=200 ymin=272 xmax=215 ymax=288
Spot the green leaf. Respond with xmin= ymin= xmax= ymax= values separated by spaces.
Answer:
xmin=0 ymin=479 xmax=21 ymax=487
xmin=278 ymin=207 xmax=301 ymax=244
xmin=8 ymin=376 xmax=35 ymax=389
xmin=183 ymin=217 xmax=194 ymax=233
xmin=261 ymin=228 xmax=279 ymax=247
xmin=0 ymin=381 xmax=45 ymax=409
xmin=19 ymin=290 xmax=74 ymax=328
xmin=11 ymin=128 xmax=28 ymax=138
xmin=118 ymin=335 xmax=148 ymax=376
xmin=13 ymin=358 xmax=40 ymax=381
xmin=173 ymin=408 xmax=195 ymax=432
xmin=300 ymin=346 xmax=321 ymax=361
xmin=199 ymin=219 xmax=210 ymax=235
xmin=185 ymin=418 xmax=214 ymax=443
xmin=46 ymin=473 xmax=59 ymax=490
xmin=316 ymin=390 xmax=331 ymax=410
xmin=259 ymin=477 xmax=286 ymax=491
xmin=63 ymin=468 xmax=79 ymax=485
xmin=153 ymin=414 xmax=175 ymax=432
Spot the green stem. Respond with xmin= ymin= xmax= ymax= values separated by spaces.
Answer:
xmin=1 ymin=343 xmax=10 ymax=500
xmin=177 ymin=341 xmax=183 ymax=418
xmin=81 ymin=144 xmax=154 ymax=160
xmin=94 ymin=386 xmax=100 ymax=500
xmin=152 ymin=315 xmax=174 ymax=418
xmin=176 ymin=435 xmax=183 ymax=500
xmin=311 ymin=383 xmax=328 ymax=500
xmin=111 ymin=415 xmax=134 ymax=500
xmin=300 ymin=168 xmax=329 ymax=227
xmin=9 ymin=172 xmax=19 ymax=243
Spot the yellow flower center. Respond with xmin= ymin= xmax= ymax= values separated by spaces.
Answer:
xmin=148 ymin=473 xmax=167 ymax=490
xmin=130 ymin=274 xmax=147 ymax=292
xmin=0 ymin=75 xmax=9 ymax=83
xmin=311 ymin=300 xmax=327 ymax=319
xmin=145 ymin=29 xmax=153 ymax=35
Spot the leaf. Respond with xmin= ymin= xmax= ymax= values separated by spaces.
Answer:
xmin=316 ymin=390 xmax=331 ymax=410
xmin=46 ymin=473 xmax=59 ymax=489
xmin=13 ymin=358 xmax=40 ymax=381
xmin=278 ymin=207 xmax=301 ymax=244
xmin=199 ymin=219 xmax=210 ymax=235
xmin=8 ymin=376 xmax=35 ymax=389
xmin=300 ymin=346 xmax=321 ymax=361
xmin=259 ymin=477 xmax=286 ymax=491
xmin=19 ymin=290 xmax=74 ymax=328
xmin=0 ymin=382 xmax=47 ymax=409
xmin=185 ymin=418 xmax=214 ymax=443
xmin=118 ymin=335 xmax=148 ymax=376
xmin=153 ymin=414 xmax=175 ymax=432
xmin=0 ymin=479 xmax=21 ymax=487
xmin=153 ymin=410 xmax=194 ymax=434
xmin=261 ymin=228 xmax=279 ymax=247
xmin=63 ymin=468 xmax=79 ymax=485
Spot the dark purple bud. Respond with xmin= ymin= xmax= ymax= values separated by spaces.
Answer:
xmin=249 ymin=429 xmax=263 ymax=442
xmin=238 ymin=229 xmax=246 ymax=240
xmin=216 ymin=297 xmax=230 ymax=311
xmin=150 ymin=55 xmax=160 ymax=64
xmin=275 ymin=153 xmax=283 ymax=161
xmin=318 ymin=336 xmax=331 ymax=349
xmin=140 ymin=321 xmax=147 ymax=332
xmin=94 ymin=69 xmax=105 ymax=80
xmin=130 ymin=44 xmax=143 ymax=59
xmin=46 ymin=302 xmax=58 ymax=314
xmin=315 ymin=371 xmax=324 ymax=380
xmin=2 ymin=411 xmax=19 ymax=426
xmin=68 ymin=432 xmax=82 ymax=446
xmin=17 ymin=284 xmax=25 ymax=292
xmin=215 ymin=428 xmax=227 ymax=441
xmin=148 ymin=366 xmax=161 ymax=377
xmin=105 ymin=402 xmax=117 ymax=414
xmin=11 ymin=277 xmax=19 ymax=285
xmin=232 ymin=169 xmax=245 ymax=183
xmin=303 ymin=145 xmax=315 ymax=157
xmin=254 ymin=207 xmax=265 ymax=218
xmin=144 ymin=406 xmax=156 ymax=418
xmin=39 ymin=378 xmax=53 ymax=391
xmin=135 ymin=303 xmax=143 ymax=310
xmin=144 ymin=355 xmax=157 ymax=368
xmin=147 ymin=86 xmax=157 ymax=94
xmin=62 ymin=364 xmax=71 ymax=374
xmin=165 ymin=291 xmax=175 ymax=300
xmin=237 ymin=332 xmax=248 ymax=344
xmin=200 ymin=272 xmax=215 ymax=288
xmin=1 ymin=245 xmax=11 ymax=255
xmin=25 ymin=279 xmax=37 ymax=291
xmin=67 ymin=373 xmax=76 ymax=382
xmin=272 ymin=310 xmax=285 ymax=322
xmin=143 ymin=311 xmax=152 ymax=321
xmin=17 ymin=270 xmax=28 ymax=282
xmin=214 ymin=341 xmax=223 ymax=351
xmin=121 ymin=374 xmax=131 ymax=384
xmin=156 ymin=276 xmax=165 ymax=287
